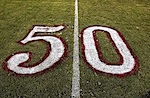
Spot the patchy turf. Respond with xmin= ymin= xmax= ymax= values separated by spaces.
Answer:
xmin=0 ymin=0 xmax=150 ymax=98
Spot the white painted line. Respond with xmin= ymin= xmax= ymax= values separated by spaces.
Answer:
xmin=71 ymin=0 xmax=80 ymax=98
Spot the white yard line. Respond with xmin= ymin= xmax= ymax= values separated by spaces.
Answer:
xmin=71 ymin=0 xmax=80 ymax=98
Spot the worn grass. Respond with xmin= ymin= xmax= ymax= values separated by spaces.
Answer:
xmin=0 ymin=0 xmax=150 ymax=98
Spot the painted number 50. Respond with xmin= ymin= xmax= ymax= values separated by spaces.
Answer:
xmin=2 ymin=25 xmax=138 ymax=77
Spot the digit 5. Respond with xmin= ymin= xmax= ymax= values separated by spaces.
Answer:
xmin=2 ymin=25 xmax=67 ymax=76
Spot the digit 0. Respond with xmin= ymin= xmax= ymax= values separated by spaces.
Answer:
xmin=81 ymin=26 xmax=139 ymax=77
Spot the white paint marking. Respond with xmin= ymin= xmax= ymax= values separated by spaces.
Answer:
xmin=71 ymin=0 xmax=80 ymax=98
xmin=6 ymin=26 xmax=65 ymax=74
xmin=82 ymin=26 xmax=135 ymax=74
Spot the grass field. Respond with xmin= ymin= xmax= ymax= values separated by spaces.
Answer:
xmin=0 ymin=0 xmax=150 ymax=98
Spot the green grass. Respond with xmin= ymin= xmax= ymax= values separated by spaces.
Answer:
xmin=0 ymin=0 xmax=74 ymax=98
xmin=0 ymin=0 xmax=150 ymax=98
xmin=79 ymin=0 xmax=150 ymax=98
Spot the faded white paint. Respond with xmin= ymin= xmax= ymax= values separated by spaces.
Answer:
xmin=71 ymin=0 xmax=80 ymax=98
xmin=7 ymin=26 xmax=65 ymax=74
xmin=82 ymin=26 xmax=135 ymax=74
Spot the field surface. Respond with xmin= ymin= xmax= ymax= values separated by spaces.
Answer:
xmin=0 ymin=0 xmax=150 ymax=98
